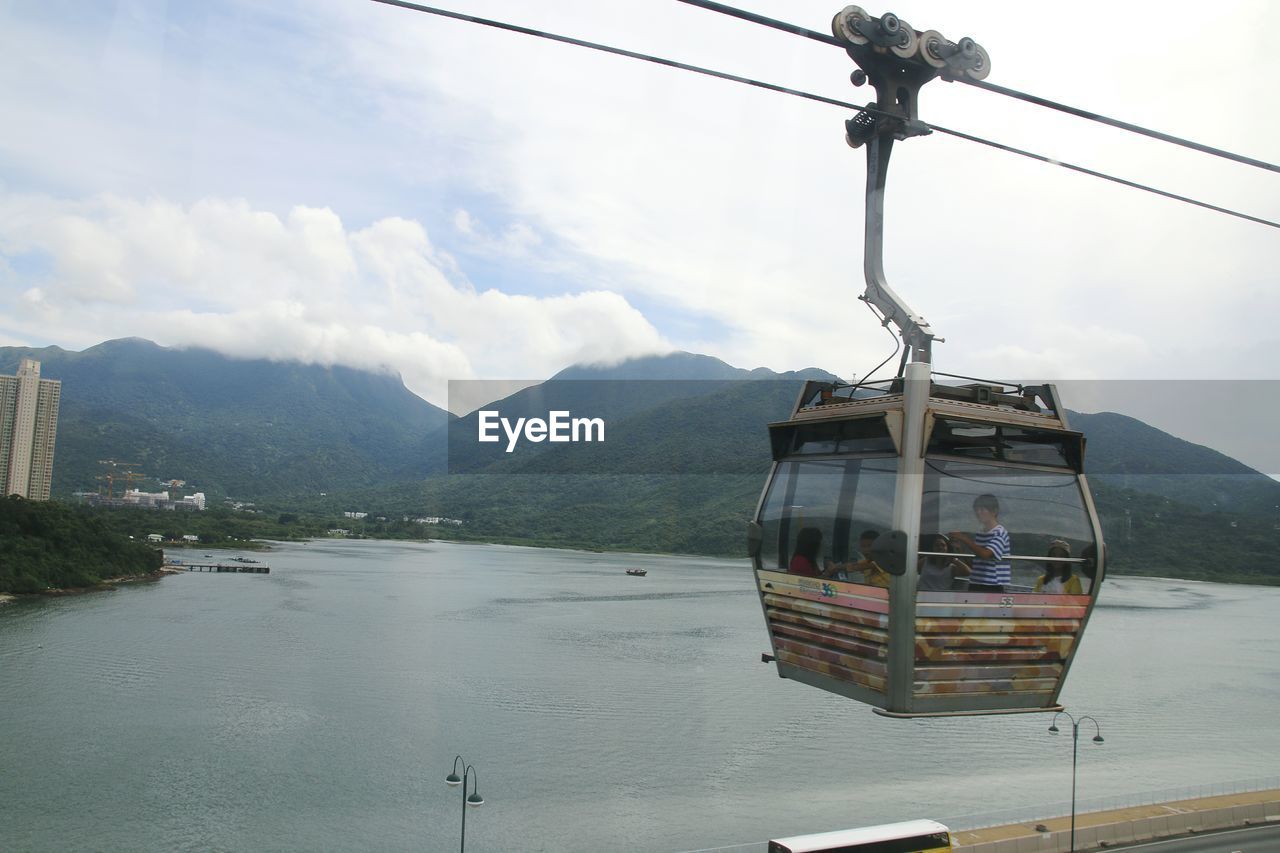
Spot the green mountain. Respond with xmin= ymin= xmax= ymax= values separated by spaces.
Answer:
xmin=0 ymin=339 xmax=450 ymax=500
xmin=1073 ymin=410 xmax=1280 ymax=516
xmin=432 ymin=352 xmax=835 ymax=474
xmin=7 ymin=338 xmax=1276 ymax=583
xmin=362 ymin=372 xmax=824 ymax=556
xmin=389 ymin=368 xmax=1280 ymax=583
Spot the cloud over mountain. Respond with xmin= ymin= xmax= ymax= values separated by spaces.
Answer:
xmin=0 ymin=193 xmax=671 ymax=405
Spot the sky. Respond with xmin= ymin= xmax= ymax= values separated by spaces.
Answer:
xmin=1 ymin=1 xmax=1278 ymax=463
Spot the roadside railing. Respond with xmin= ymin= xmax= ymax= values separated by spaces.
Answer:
xmin=939 ymin=774 xmax=1280 ymax=831
xmin=677 ymin=776 xmax=1280 ymax=853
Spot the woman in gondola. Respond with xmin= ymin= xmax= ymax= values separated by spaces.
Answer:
xmin=1035 ymin=539 xmax=1083 ymax=594
xmin=789 ymin=526 xmax=826 ymax=577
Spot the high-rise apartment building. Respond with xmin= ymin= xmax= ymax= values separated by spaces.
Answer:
xmin=0 ymin=358 xmax=61 ymax=501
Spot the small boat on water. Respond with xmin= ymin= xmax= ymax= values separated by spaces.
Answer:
xmin=625 ymin=568 xmax=647 ymax=577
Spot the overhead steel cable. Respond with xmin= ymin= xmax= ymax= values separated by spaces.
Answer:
xmin=674 ymin=0 xmax=1280 ymax=174
xmin=930 ymin=125 xmax=1280 ymax=229
xmin=368 ymin=0 xmax=1280 ymax=230
xmin=367 ymin=0 xmax=856 ymax=110
xmin=674 ymin=0 xmax=843 ymax=48
xmin=959 ymin=78 xmax=1280 ymax=174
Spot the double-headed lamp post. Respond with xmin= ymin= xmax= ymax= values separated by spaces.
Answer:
xmin=1048 ymin=712 xmax=1104 ymax=853
xmin=445 ymin=755 xmax=484 ymax=853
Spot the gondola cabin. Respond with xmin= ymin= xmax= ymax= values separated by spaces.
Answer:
xmin=749 ymin=366 xmax=1105 ymax=716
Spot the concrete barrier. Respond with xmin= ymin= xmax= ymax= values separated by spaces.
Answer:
xmin=954 ymin=790 xmax=1280 ymax=852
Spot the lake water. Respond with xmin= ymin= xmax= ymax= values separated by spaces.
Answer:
xmin=1 ymin=540 xmax=1278 ymax=852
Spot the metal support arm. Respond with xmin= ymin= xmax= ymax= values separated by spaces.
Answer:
xmin=862 ymin=131 xmax=936 ymax=363
xmin=832 ymin=6 xmax=991 ymax=367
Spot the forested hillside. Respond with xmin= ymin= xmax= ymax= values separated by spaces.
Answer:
xmin=0 ymin=339 xmax=450 ymax=499
xmin=1075 ymin=410 xmax=1280 ymax=516
xmin=10 ymin=340 xmax=1277 ymax=585
xmin=0 ymin=497 xmax=164 ymax=594
xmin=302 ymin=375 xmax=1280 ymax=584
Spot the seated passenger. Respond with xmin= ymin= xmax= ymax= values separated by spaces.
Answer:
xmin=788 ymin=527 xmax=825 ymax=577
xmin=918 ymin=533 xmax=971 ymax=591
xmin=1035 ymin=539 xmax=1084 ymax=594
xmin=848 ymin=529 xmax=891 ymax=588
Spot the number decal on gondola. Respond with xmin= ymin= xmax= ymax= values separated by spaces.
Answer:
xmin=1000 ymin=596 xmax=1014 ymax=606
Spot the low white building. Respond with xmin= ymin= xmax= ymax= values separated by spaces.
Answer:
xmin=406 ymin=515 xmax=464 ymax=526
xmin=124 ymin=489 xmax=170 ymax=508
xmin=117 ymin=488 xmax=205 ymax=511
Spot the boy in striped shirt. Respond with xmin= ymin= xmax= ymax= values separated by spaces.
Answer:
xmin=950 ymin=494 xmax=1011 ymax=592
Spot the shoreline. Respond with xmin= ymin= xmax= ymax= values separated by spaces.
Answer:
xmin=5 ymin=539 xmax=1275 ymax=604
xmin=159 ymin=540 xmax=275 ymax=552
xmin=1 ymin=570 xmax=168 ymax=603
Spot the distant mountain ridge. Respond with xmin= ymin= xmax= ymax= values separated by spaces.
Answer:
xmin=1072 ymin=410 xmax=1279 ymax=514
xmin=435 ymin=352 xmax=837 ymax=474
xmin=9 ymin=337 xmax=1275 ymax=505
xmin=0 ymin=339 xmax=449 ymax=498
xmin=551 ymin=351 xmax=753 ymax=381
xmin=6 ymin=337 xmax=1276 ymax=582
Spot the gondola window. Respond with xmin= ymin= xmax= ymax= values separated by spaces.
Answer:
xmin=760 ymin=458 xmax=898 ymax=579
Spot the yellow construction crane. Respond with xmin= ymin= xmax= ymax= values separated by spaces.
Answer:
xmin=95 ymin=472 xmax=117 ymax=499
xmin=96 ymin=460 xmax=146 ymax=498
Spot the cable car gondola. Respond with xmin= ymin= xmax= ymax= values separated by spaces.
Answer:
xmin=747 ymin=7 xmax=1105 ymax=717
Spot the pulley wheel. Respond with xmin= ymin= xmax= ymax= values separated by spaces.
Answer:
xmin=832 ymin=5 xmax=870 ymax=45
xmin=917 ymin=29 xmax=948 ymax=68
xmin=963 ymin=43 xmax=991 ymax=80
xmin=889 ymin=18 xmax=917 ymax=58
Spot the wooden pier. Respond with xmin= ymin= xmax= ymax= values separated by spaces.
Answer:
xmin=164 ymin=561 xmax=270 ymax=574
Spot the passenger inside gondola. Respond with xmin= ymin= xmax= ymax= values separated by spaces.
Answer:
xmin=788 ymin=526 xmax=826 ymax=577
xmin=949 ymin=494 xmax=1011 ymax=593
xmin=848 ymin=529 xmax=891 ymax=588
xmin=917 ymin=533 xmax=970 ymax=591
xmin=1035 ymin=539 xmax=1084 ymax=594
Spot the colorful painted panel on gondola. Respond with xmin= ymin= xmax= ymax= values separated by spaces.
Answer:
xmin=758 ymin=570 xmax=890 ymax=697
xmin=912 ymin=592 xmax=1089 ymax=706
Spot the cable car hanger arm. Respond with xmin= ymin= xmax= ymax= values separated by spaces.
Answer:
xmin=833 ymin=7 xmax=987 ymax=366
xmin=861 ymin=131 xmax=938 ymax=365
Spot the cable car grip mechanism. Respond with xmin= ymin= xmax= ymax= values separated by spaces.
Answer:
xmin=831 ymin=7 xmax=990 ymax=369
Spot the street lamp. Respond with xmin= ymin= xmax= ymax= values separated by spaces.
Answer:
xmin=445 ymin=755 xmax=485 ymax=853
xmin=1048 ymin=712 xmax=1104 ymax=853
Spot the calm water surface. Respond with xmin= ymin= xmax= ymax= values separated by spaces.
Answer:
xmin=1 ymin=540 xmax=1278 ymax=851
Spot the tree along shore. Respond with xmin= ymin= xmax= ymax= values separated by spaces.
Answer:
xmin=0 ymin=496 xmax=164 ymax=595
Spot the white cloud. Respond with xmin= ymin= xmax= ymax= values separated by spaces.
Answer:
xmin=965 ymin=325 xmax=1155 ymax=381
xmin=327 ymin=0 xmax=1280 ymax=381
xmin=0 ymin=193 xmax=670 ymax=405
xmin=451 ymin=208 xmax=542 ymax=259
xmin=1 ymin=0 xmax=1278 ymax=400
xmin=452 ymin=209 xmax=475 ymax=236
